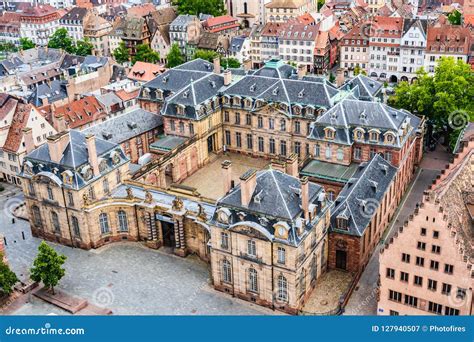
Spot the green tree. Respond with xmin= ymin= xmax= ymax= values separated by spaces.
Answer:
xmin=318 ymin=0 xmax=325 ymax=9
xmin=0 ymin=43 xmax=17 ymax=53
xmin=193 ymin=49 xmax=219 ymax=62
xmin=447 ymin=10 xmax=461 ymax=25
xmin=353 ymin=65 xmax=366 ymax=76
xmin=113 ymin=41 xmax=130 ymax=64
xmin=173 ymin=0 xmax=225 ymax=17
xmin=20 ymin=37 xmax=35 ymax=51
xmin=30 ymin=241 xmax=67 ymax=295
xmin=166 ymin=43 xmax=185 ymax=68
xmin=132 ymin=44 xmax=160 ymax=64
xmin=389 ymin=57 xmax=473 ymax=148
xmin=329 ymin=72 xmax=335 ymax=83
xmin=221 ymin=57 xmax=241 ymax=69
xmin=75 ymin=38 xmax=93 ymax=56
xmin=48 ymin=28 xmax=75 ymax=53
xmin=0 ymin=254 xmax=18 ymax=295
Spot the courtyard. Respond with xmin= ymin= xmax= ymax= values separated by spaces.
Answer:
xmin=0 ymin=184 xmax=275 ymax=315
xmin=180 ymin=153 xmax=270 ymax=200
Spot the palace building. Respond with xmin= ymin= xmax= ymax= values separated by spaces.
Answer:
xmin=19 ymin=58 xmax=426 ymax=313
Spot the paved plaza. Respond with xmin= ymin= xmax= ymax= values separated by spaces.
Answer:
xmin=0 ymin=184 xmax=274 ymax=315
xmin=181 ymin=153 xmax=270 ymax=200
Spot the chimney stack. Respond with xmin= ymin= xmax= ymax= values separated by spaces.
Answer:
xmin=53 ymin=114 xmax=68 ymax=133
xmin=298 ymin=64 xmax=307 ymax=79
xmin=213 ymin=56 xmax=221 ymax=74
xmin=240 ymin=169 xmax=257 ymax=207
xmin=86 ymin=134 xmax=100 ymax=177
xmin=336 ymin=68 xmax=345 ymax=87
xmin=223 ymin=69 xmax=232 ymax=86
xmin=301 ymin=177 xmax=310 ymax=222
xmin=22 ymin=127 xmax=35 ymax=154
xmin=47 ymin=132 xmax=70 ymax=164
xmin=286 ymin=153 xmax=299 ymax=177
xmin=221 ymin=160 xmax=232 ymax=194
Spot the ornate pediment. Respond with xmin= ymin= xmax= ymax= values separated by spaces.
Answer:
xmin=230 ymin=223 xmax=271 ymax=241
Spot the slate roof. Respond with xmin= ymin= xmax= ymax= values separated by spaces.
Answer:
xmin=27 ymin=80 xmax=68 ymax=107
xmin=214 ymin=168 xmax=327 ymax=246
xmin=310 ymin=98 xmax=422 ymax=147
xmin=83 ymin=108 xmax=163 ymax=144
xmin=342 ymin=74 xmax=383 ymax=101
xmin=170 ymin=14 xmax=198 ymax=30
xmin=229 ymin=36 xmax=246 ymax=54
xmin=60 ymin=7 xmax=89 ymax=23
xmin=402 ymin=18 xmax=428 ymax=37
xmin=23 ymin=130 xmax=128 ymax=190
xmin=330 ymin=155 xmax=397 ymax=237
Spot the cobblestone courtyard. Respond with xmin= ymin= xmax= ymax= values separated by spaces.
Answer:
xmin=0 ymin=184 xmax=274 ymax=315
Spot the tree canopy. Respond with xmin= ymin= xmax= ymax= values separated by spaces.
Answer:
xmin=166 ymin=43 xmax=185 ymax=68
xmin=20 ymin=37 xmax=35 ymax=51
xmin=173 ymin=0 xmax=225 ymax=17
xmin=30 ymin=241 xmax=67 ymax=294
xmin=0 ymin=254 xmax=18 ymax=295
xmin=75 ymin=38 xmax=94 ymax=56
xmin=132 ymin=44 xmax=160 ymax=64
xmin=113 ymin=41 xmax=130 ymax=64
xmin=193 ymin=49 xmax=219 ymax=62
xmin=447 ymin=10 xmax=461 ymax=25
xmin=388 ymin=57 xmax=473 ymax=149
xmin=353 ymin=64 xmax=367 ymax=76
xmin=48 ymin=28 xmax=75 ymax=54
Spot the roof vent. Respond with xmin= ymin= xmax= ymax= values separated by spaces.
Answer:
xmin=272 ymin=87 xmax=279 ymax=95
xmin=298 ymin=89 xmax=305 ymax=98
xmin=162 ymin=75 xmax=169 ymax=83
xmin=127 ymin=121 xmax=138 ymax=129
xmin=253 ymin=189 xmax=264 ymax=204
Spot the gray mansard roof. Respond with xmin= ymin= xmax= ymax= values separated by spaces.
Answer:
xmin=342 ymin=74 xmax=383 ymax=101
xmin=330 ymin=155 xmax=397 ymax=237
xmin=22 ymin=130 xmax=128 ymax=190
xmin=213 ymin=168 xmax=327 ymax=246
xmin=83 ymin=108 xmax=163 ymax=144
xmin=310 ymin=98 xmax=422 ymax=147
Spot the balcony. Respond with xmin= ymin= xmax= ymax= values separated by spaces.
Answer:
xmin=239 ymin=252 xmax=263 ymax=264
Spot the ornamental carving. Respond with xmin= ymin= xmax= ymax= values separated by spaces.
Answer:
xmin=336 ymin=239 xmax=348 ymax=250
xmin=126 ymin=187 xmax=134 ymax=200
xmin=144 ymin=190 xmax=153 ymax=204
xmin=172 ymin=197 xmax=184 ymax=211
xmin=82 ymin=193 xmax=90 ymax=206
xmin=197 ymin=204 xmax=207 ymax=221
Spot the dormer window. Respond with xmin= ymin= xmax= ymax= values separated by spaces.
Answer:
xmin=369 ymin=130 xmax=380 ymax=142
xmin=354 ymin=128 xmax=365 ymax=141
xmin=385 ymin=132 xmax=395 ymax=144
xmin=156 ymin=90 xmax=163 ymax=99
xmin=177 ymin=105 xmax=185 ymax=115
xmin=337 ymin=217 xmax=348 ymax=230
xmin=245 ymin=98 xmax=252 ymax=108
xmin=98 ymin=158 xmax=107 ymax=173
xmin=324 ymin=127 xmax=336 ymax=140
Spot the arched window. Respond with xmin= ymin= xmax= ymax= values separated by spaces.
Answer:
xmin=327 ymin=191 xmax=335 ymax=201
xmin=314 ymin=144 xmax=320 ymax=157
xmin=277 ymin=275 xmax=288 ymax=301
xmin=337 ymin=148 xmax=344 ymax=161
xmin=72 ymin=216 xmax=80 ymax=237
xmin=249 ymin=268 xmax=258 ymax=293
xmin=117 ymin=210 xmax=128 ymax=232
xmin=222 ymin=259 xmax=232 ymax=283
xmin=99 ymin=213 xmax=110 ymax=234
xmin=32 ymin=205 xmax=42 ymax=227
xmin=51 ymin=211 xmax=60 ymax=233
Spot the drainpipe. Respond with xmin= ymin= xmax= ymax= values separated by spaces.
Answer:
xmin=271 ymin=242 xmax=275 ymax=311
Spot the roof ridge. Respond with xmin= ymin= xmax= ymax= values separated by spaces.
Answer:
xmin=269 ymin=169 xmax=293 ymax=219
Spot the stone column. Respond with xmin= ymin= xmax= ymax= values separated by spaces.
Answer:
xmin=144 ymin=211 xmax=160 ymax=249
xmin=173 ymin=215 xmax=187 ymax=257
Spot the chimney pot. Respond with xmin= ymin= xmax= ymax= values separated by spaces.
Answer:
xmin=221 ymin=160 xmax=232 ymax=194
xmin=239 ymin=169 xmax=257 ymax=207
xmin=223 ymin=69 xmax=232 ymax=86
xmin=301 ymin=177 xmax=310 ymax=222
xmin=86 ymin=134 xmax=100 ymax=177
xmin=213 ymin=56 xmax=221 ymax=74
xmin=22 ymin=127 xmax=35 ymax=154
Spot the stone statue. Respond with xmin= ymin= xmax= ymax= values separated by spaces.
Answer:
xmin=172 ymin=197 xmax=184 ymax=211
xmin=144 ymin=190 xmax=153 ymax=204
xmin=197 ymin=204 xmax=207 ymax=221
xmin=126 ymin=187 xmax=134 ymax=200
xmin=82 ymin=193 xmax=89 ymax=206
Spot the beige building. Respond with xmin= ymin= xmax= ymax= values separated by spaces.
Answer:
xmin=266 ymin=0 xmax=317 ymax=23
xmin=83 ymin=11 xmax=113 ymax=57
xmin=378 ymin=140 xmax=474 ymax=316
xmin=210 ymin=165 xmax=330 ymax=314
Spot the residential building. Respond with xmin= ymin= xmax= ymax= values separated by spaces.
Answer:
xmin=0 ymin=12 xmax=21 ymax=47
xmin=19 ymin=4 xmax=62 ymax=46
xmin=249 ymin=23 xmax=283 ymax=68
xmin=148 ymin=7 xmax=177 ymax=64
xmin=378 ymin=140 xmax=474 ymax=316
xmin=398 ymin=19 xmax=428 ymax=83
xmin=169 ymin=15 xmax=201 ymax=57
xmin=368 ymin=16 xmax=403 ymax=83
xmin=51 ymin=95 xmax=107 ymax=131
xmin=128 ymin=61 xmax=165 ymax=85
xmin=424 ymin=23 xmax=471 ymax=74
xmin=83 ymin=11 xmax=113 ymax=56
xmin=266 ymin=0 xmax=318 ymax=24
xmin=340 ymin=22 xmax=370 ymax=76
xmin=203 ymin=15 xmax=240 ymax=34
xmin=228 ymin=36 xmax=251 ymax=64
xmin=0 ymin=95 xmax=56 ymax=185
xmin=114 ymin=16 xmax=152 ymax=57
xmin=59 ymin=7 xmax=90 ymax=43
xmin=279 ymin=23 xmax=319 ymax=72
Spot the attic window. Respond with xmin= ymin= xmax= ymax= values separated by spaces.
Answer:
xmin=337 ymin=218 xmax=348 ymax=230
xmin=162 ymin=75 xmax=169 ymax=83
xmin=177 ymin=105 xmax=185 ymax=115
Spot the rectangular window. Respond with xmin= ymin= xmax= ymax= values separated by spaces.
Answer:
xmin=246 ymin=113 xmax=252 ymax=125
xmin=224 ymin=111 xmax=229 ymax=122
xmin=389 ymin=290 xmax=402 ymax=302
xmin=431 ymin=245 xmax=441 ymax=254
xmin=420 ymin=227 xmax=426 ymax=236
xmin=442 ymin=283 xmax=451 ymax=295
xmin=294 ymin=121 xmax=300 ymax=134
xmin=386 ymin=268 xmax=395 ymax=279
xmin=221 ymin=232 xmax=229 ymax=249
xmin=294 ymin=142 xmax=301 ymax=157
xmin=225 ymin=130 xmax=231 ymax=145
xmin=235 ymin=112 xmax=241 ymax=125
xmin=402 ymin=253 xmax=410 ymax=263
xmin=103 ymin=179 xmax=109 ymax=194
xmin=400 ymin=271 xmax=409 ymax=282
xmin=280 ymin=141 xmax=287 ymax=156
xmin=258 ymin=137 xmax=264 ymax=152
xmin=189 ymin=123 xmax=194 ymax=135
xmin=404 ymin=294 xmax=418 ymax=307
xmin=389 ymin=310 xmax=399 ymax=316
xmin=269 ymin=139 xmax=275 ymax=154
xmin=417 ymin=241 xmax=426 ymax=251
xmin=170 ymin=120 xmax=175 ymax=131
xmin=428 ymin=279 xmax=437 ymax=291
xmin=444 ymin=264 xmax=454 ymax=274
xmin=236 ymin=132 xmax=241 ymax=147
xmin=433 ymin=230 xmax=439 ymax=239
xmin=444 ymin=306 xmax=459 ymax=316
xmin=415 ymin=256 xmax=424 ymax=267
xmin=247 ymin=240 xmax=256 ymax=256
xmin=257 ymin=116 xmax=263 ymax=128
xmin=430 ymin=260 xmax=439 ymax=270
xmin=354 ymin=147 xmax=362 ymax=160
xmin=67 ymin=192 xmax=74 ymax=207
xmin=414 ymin=275 xmax=423 ymax=286
xmin=269 ymin=118 xmax=274 ymax=130
xmin=428 ymin=301 xmax=442 ymax=315
xmin=246 ymin=134 xmax=253 ymax=149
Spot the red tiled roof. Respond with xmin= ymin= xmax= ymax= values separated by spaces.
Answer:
xmin=127 ymin=61 xmax=165 ymax=82
xmin=205 ymin=15 xmax=238 ymax=27
xmin=21 ymin=4 xmax=60 ymax=17
xmin=115 ymin=89 xmax=140 ymax=102
xmin=296 ymin=13 xmax=315 ymax=25
xmin=0 ymin=94 xmax=18 ymax=121
xmin=3 ymin=103 xmax=32 ymax=153
xmin=54 ymin=96 xmax=106 ymax=130
xmin=127 ymin=3 xmax=156 ymax=18
xmin=426 ymin=24 xmax=471 ymax=54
